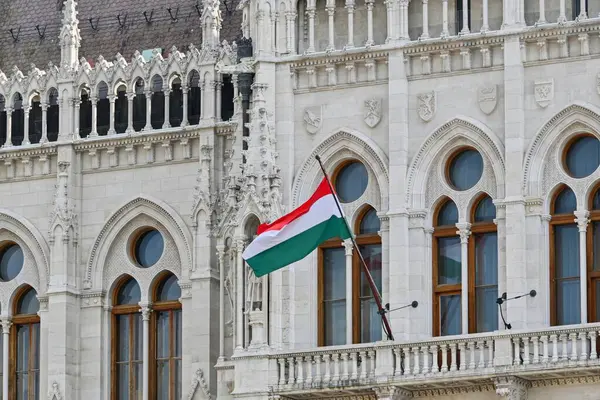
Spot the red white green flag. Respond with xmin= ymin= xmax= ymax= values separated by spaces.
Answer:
xmin=242 ymin=178 xmax=351 ymax=277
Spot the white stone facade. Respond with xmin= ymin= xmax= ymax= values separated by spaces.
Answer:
xmin=0 ymin=0 xmax=599 ymax=399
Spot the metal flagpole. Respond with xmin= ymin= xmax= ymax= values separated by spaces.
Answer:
xmin=315 ymin=155 xmax=394 ymax=341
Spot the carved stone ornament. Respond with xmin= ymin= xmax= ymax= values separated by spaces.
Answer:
xmin=478 ymin=85 xmax=498 ymax=115
xmin=364 ymin=98 xmax=382 ymax=128
xmin=48 ymin=381 xmax=63 ymax=400
xmin=534 ymin=78 xmax=554 ymax=108
xmin=304 ymin=105 xmax=323 ymax=134
xmin=186 ymin=369 xmax=212 ymax=400
xmin=417 ymin=91 xmax=436 ymax=122
xmin=596 ymin=72 xmax=600 ymax=95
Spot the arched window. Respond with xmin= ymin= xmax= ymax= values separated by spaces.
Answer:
xmin=433 ymin=199 xmax=461 ymax=336
xmin=97 ymin=82 xmax=110 ymax=136
xmin=79 ymin=87 xmax=92 ymax=138
xmin=550 ymin=186 xmax=579 ymax=326
xmin=11 ymin=93 xmax=24 ymax=146
xmin=187 ymin=71 xmax=201 ymax=125
xmin=169 ymin=77 xmax=183 ymax=128
xmin=29 ymin=94 xmax=42 ymax=144
xmin=221 ymin=74 xmax=234 ymax=121
xmin=151 ymin=273 xmax=182 ymax=400
xmin=150 ymin=75 xmax=165 ymax=130
xmin=588 ymin=185 xmax=600 ymax=322
xmin=47 ymin=89 xmax=59 ymax=142
xmin=11 ymin=286 xmax=40 ymax=400
xmin=112 ymin=277 xmax=142 ymax=400
xmin=132 ymin=78 xmax=146 ymax=132
xmin=469 ymin=195 xmax=497 ymax=333
xmin=114 ymin=84 xmax=128 ymax=134
xmin=564 ymin=135 xmax=600 ymax=179
xmin=0 ymin=95 xmax=6 ymax=146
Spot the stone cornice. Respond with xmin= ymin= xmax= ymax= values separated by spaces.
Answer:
xmin=530 ymin=375 xmax=600 ymax=387
xmin=0 ymin=144 xmax=58 ymax=160
xmin=73 ymin=129 xmax=201 ymax=152
xmin=519 ymin=19 xmax=600 ymax=41
xmin=403 ymin=36 xmax=504 ymax=55
xmin=289 ymin=51 xmax=388 ymax=69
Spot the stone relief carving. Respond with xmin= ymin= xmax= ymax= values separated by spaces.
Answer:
xmin=418 ymin=91 xmax=436 ymax=122
xmin=478 ymin=85 xmax=498 ymax=115
xmin=494 ymin=376 xmax=530 ymax=400
xmin=186 ymin=369 xmax=212 ymax=400
xmin=364 ymin=98 xmax=382 ymax=128
xmin=596 ymin=72 xmax=600 ymax=95
xmin=49 ymin=161 xmax=78 ymax=244
xmin=534 ymin=78 xmax=554 ymax=108
xmin=224 ymin=248 xmax=235 ymax=336
xmin=303 ymin=106 xmax=322 ymax=134
xmin=48 ymin=381 xmax=63 ymax=400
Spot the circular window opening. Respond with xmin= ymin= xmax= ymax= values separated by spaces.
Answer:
xmin=564 ymin=135 xmax=600 ymax=179
xmin=335 ymin=161 xmax=368 ymax=203
xmin=133 ymin=229 xmax=164 ymax=268
xmin=447 ymin=149 xmax=484 ymax=191
xmin=0 ymin=243 xmax=23 ymax=282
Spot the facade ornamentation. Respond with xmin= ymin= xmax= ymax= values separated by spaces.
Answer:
xmin=364 ymin=98 xmax=383 ymax=128
xmin=494 ymin=376 xmax=530 ymax=400
xmin=478 ymin=85 xmax=498 ymax=114
xmin=534 ymin=78 xmax=554 ymax=108
xmin=48 ymin=381 xmax=63 ymax=400
xmin=417 ymin=91 xmax=436 ymax=122
xmin=49 ymin=161 xmax=78 ymax=244
xmin=304 ymin=106 xmax=323 ymax=134
xmin=596 ymin=72 xmax=600 ymax=95
xmin=186 ymin=369 xmax=212 ymax=400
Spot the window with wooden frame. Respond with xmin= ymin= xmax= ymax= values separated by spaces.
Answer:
xmin=468 ymin=195 xmax=498 ymax=333
xmin=11 ymin=286 xmax=40 ymax=400
xmin=111 ymin=277 xmax=143 ymax=400
xmin=588 ymin=185 xmax=600 ymax=322
xmin=318 ymin=206 xmax=382 ymax=346
xmin=550 ymin=185 xmax=580 ymax=326
xmin=151 ymin=273 xmax=182 ymax=400
xmin=433 ymin=198 xmax=461 ymax=337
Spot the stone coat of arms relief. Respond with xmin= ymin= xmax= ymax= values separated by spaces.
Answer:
xmin=418 ymin=91 xmax=436 ymax=122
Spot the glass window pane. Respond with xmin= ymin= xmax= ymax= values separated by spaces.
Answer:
xmin=17 ymin=372 xmax=27 ymax=400
xmin=437 ymin=237 xmax=461 ymax=285
xmin=566 ymin=136 xmax=600 ymax=178
xmin=117 ymin=315 xmax=130 ymax=362
xmin=157 ymin=361 xmax=169 ymax=400
xmin=475 ymin=233 xmax=498 ymax=286
xmin=474 ymin=197 xmax=496 ymax=222
xmin=175 ymin=360 xmax=182 ymax=400
xmin=133 ymin=314 xmax=143 ymax=362
xmin=439 ymin=295 xmax=461 ymax=336
xmin=134 ymin=229 xmax=164 ymax=268
xmin=323 ymin=299 xmax=346 ymax=346
xmin=335 ymin=162 xmax=368 ymax=203
xmin=157 ymin=274 xmax=181 ymax=302
xmin=360 ymin=244 xmax=382 ymax=296
xmin=157 ymin=312 xmax=170 ymax=358
xmin=175 ymin=309 xmax=182 ymax=357
xmin=448 ymin=149 xmax=483 ymax=191
xmin=118 ymin=364 xmax=129 ymax=400
xmin=476 ymin=287 xmax=498 ymax=332
xmin=437 ymin=201 xmax=458 ymax=226
xmin=17 ymin=324 xmax=29 ymax=371
xmin=555 ymin=225 xmax=580 ymax=279
xmin=134 ymin=363 xmax=143 ymax=400
xmin=361 ymin=298 xmax=381 ymax=343
xmin=592 ymin=189 xmax=600 ymax=210
xmin=117 ymin=279 xmax=141 ymax=305
xmin=554 ymin=188 xmax=577 ymax=214
xmin=594 ymin=222 xmax=600 ymax=272
xmin=323 ymin=248 xmax=345 ymax=300
xmin=557 ymin=279 xmax=581 ymax=325
xmin=0 ymin=244 xmax=23 ymax=282
xmin=596 ymin=280 xmax=600 ymax=322
xmin=32 ymin=323 xmax=40 ymax=370
xmin=359 ymin=209 xmax=380 ymax=235
xmin=17 ymin=288 xmax=39 ymax=315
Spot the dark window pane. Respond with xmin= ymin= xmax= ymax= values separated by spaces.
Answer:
xmin=134 ymin=230 xmax=164 ymax=268
xmin=474 ymin=196 xmax=496 ymax=222
xmin=593 ymin=222 xmax=600 ymax=272
xmin=169 ymin=83 xmax=183 ymax=127
xmin=323 ymin=299 xmax=346 ymax=346
xmin=592 ymin=189 xmax=600 ymax=210
xmin=322 ymin=247 xmax=346 ymax=346
xmin=448 ymin=149 xmax=483 ymax=190
xmin=360 ymin=244 xmax=382 ymax=343
xmin=437 ymin=200 xmax=458 ymax=226
xmin=115 ymin=90 xmax=128 ymax=134
xmin=440 ymin=294 xmax=461 ymax=336
xmin=117 ymin=279 xmax=141 ymax=305
xmin=555 ymin=225 xmax=579 ymax=279
xmin=437 ymin=236 xmax=461 ymax=285
xmin=118 ymin=363 xmax=129 ymax=400
xmin=18 ymin=288 xmax=39 ymax=315
xmin=554 ymin=187 xmax=577 ymax=214
xmin=0 ymin=244 xmax=23 ymax=281
xmin=157 ymin=274 xmax=181 ymax=302
xmin=133 ymin=313 xmax=143 ymax=361
xmin=475 ymin=232 xmax=498 ymax=332
xmin=156 ymin=311 xmax=170 ymax=358
xmin=359 ymin=208 xmax=380 ymax=234
xmin=566 ymin=136 xmax=600 ymax=178
xmin=335 ymin=162 xmax=368 ymax=203
xmin=557 ymin=279 xmax=580 ymax=325
xmin=596 ymin=280 xmax=600 ymax=322
xmin=117 ymin=315 xmax=130 ymax=362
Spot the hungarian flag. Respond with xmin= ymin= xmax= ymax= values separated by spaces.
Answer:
xmin=242 ymin=178 xmax=352 ymax=277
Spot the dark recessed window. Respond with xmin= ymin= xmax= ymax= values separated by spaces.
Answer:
xmin=437 ymin=200 xmax=459 ymax=226
xmin=17 ymin=287 xmax=40 ymax=315
xmin=474 ymin=196 xmax=496 ymax=223
xmin=335 ymin=161 xmax=368 ymax=203
xmin=447 ymin=149 xmax=483 ymax=191
xmin=0 ymin=243 xmax=23 ymax=282
xmin=156 ymin=274 xmax=181 ymax=302
xmin=116 ymin=278 xmax=142 ymax=305
xmin=134 ymin=229 xmax=164 ymax=268
xmin=359 ymin=208 xmax=380 ymax=234
xmin=565 ymin=135 xmax=600 ymax=179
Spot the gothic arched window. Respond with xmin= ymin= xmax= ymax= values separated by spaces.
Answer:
xmin=588 ymin=185 xmax=600 ymax=321
xmin=11 ymin=286 xmax=40 ymax=400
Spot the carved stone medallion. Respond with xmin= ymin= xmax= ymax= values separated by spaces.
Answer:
xmin=364 ymin=98 xmax=382 ymax=128
xmin=478 ymin=85 xmax=498 ymax=115
xmin=303 ymin=105 xmax=322 ymax=134
xmin=417 ymin=91 xmax=436 ymax=122
xmin=534 ymin=79 xmax=554 ymax=108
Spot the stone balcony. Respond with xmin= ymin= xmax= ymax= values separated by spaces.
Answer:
xmin=226 ymin=323 xmax=600 ymax=398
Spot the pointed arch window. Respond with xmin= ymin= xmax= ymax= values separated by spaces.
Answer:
xmin=112 ymin=277 xmax=142 ymax=400
xmin=187 ymin=71 xmax=201 ymax=125
xmin=550 ymin=186 xmax=580 ymax=326
xmin=433 ymin=199 xmax=461 ymax=336
xmin=150 ymin=75 xmax=165 ymax=129
xmin=588 ymin=185 xmax=600 ymax=321
xmin=47 ymin=89 xmax=59 ymax=142
xmin=11 ymin=286 xmax=40 ymax=400
xmin=469 ymin=195 xmax=498 ymax=333
xmin=133 ymin=79 xmax=146 ymax=132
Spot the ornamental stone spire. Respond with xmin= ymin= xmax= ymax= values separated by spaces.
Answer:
xmin=201 ymin=0 xmax=222 ymax=49
xmin=59 ymin=0 xmax=81 ymax=69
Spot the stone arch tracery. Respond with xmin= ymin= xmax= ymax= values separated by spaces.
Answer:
xmin=85 ymin=195 xmax=193 ymax=297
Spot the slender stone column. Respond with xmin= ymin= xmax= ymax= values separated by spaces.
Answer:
xmin=575 ymin=211 xmax=589 ymax=324
xmin=107 ymin=94 xmax=116 ymax=135
xmin=144 ymin=90 xmax=153 ymax=131
xmin=163 ymin=89 xmax=171 ymax=129
xmin=461 ymin=0 xmax=470 ymax=33
xmin=558 ymin=0 xmax=566 ymax=23
xmin=538 ymin=0 xmax=546 ymax=23
xmin=215 ymin=81 xmax=222 ymax=122
xmin=579 ymin=0 xmax=587 ymax=19
xmin=235 ymin=239 xmax=246 ymax=349
xmin=90 ymin=97 xmax=98 ymax=137
xmin=181 ymin=86 xmax=189 ymax=127
xmin=421 ymin=0 xmax=429 ymax=39
xmin=366 ymin=0 xmax=374 ymax=46
xmin=346 ymin=0 xmax=355 ymax=48
xmin=2 ymin=318 xmax=11 ymax=400
xmin=343 ymin=239 xmax=354 ymax=344
xmin=4 ymin=107 xmax=13 ymax=147
xmin=217 ymin=245 xmax=226 ymax=359
xmin=481 ymin=0 xmax=489 ymax=32
xmin=442 ymin=0 xmax=449 ymax=37
xmin=23 ymin=105 xmax=31 ymax=145
xmin=307 ymin=7 xmax=316 ymax=52
xmin=73 ymin=99 xmax=81 ymax=138
xmin=326 ymin=0 xmax=336 ymax=51
xmin=41 ymin=103 xmax=49 ymax=143
xmin=456 ymin=222 xmax=471 ymax=334
xmin=141 ymin=304 xmax=152 ymax=400
xmin=126 ymin=92 xmax=135 ymax=133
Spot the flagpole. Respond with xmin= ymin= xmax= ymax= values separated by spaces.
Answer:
xmin=315 ymin=155 xmax=394 ymax=341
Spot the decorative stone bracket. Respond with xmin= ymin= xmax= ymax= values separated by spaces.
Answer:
xmin=494 ymin=376 xmax=530 ymax=400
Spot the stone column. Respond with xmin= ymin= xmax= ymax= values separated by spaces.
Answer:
xmin=215 ymin=81 xmax=222 ymax=122
xmin=384 ymin=0 xmax=393 ymax=42
xmin=420 ymin=0 xmax=429 ymax=39
xmin=365 ymin=0 xmax=374 ymax=46
xmin=140 ymin=304 xmax=152 ymax=400
xmin=579 ymin=0 xmax=587 ymax=19
xmin=181 ymin=86 xmax=189 ymax=127
xmin=235 ymin=239 xmax=246 ymax=349
xmin=461 ymin=0 xmax=470 ymax=33
xmin=217 ymin=245 xmax=226 ymax=359
xmin=90 ymin=97 xmax=98 ymax=137
xmin=456 ymin=222 xmax=471 ymax=334
xmin=575 ymin=211 xmax=589 ymax=324
xmin=107 ymin=94 xmax=116 ymax=135
xmin=346 ymin=0 xmax=355 ymax=48
xmin=163 ymin=89 xmax=171 ymax=129
xmin=558 ymin=0 xmax=566 ymax=23
xmin=126 ymin=92 xmax=135 ymax=134
xmin=73 ymin=99 xmax=81 ymax=138
xmin=481 ymin=0 xmax=489 ymax=32
xmin=378 ymin=214 xmax=390 ymax=312
xmin=1 ymin=318 xmax=10 ymax=400
xmin=494 ymin=202 xmax=507 ymax=329
xmin=307 ymin=6 xmax=316 ymax=52
xmin=144 ymin=90 xmax=153 ymax=130
xmin=200 ymin=82 xmax=205 ymax=120
xmin=326 ymin=0 xmax=336 ymax=51
xmin=400 ymin=0 xmax=409 ymax=39
xmin=4 ymin=107 xmax=12 ymax=147
xmin=23 ymin=105 xmax=31 ymax=145
xmin=441 ymin=0 xmax=449 ymax=37
xmin=41 ymin=103 xmax=49 ymax=143
xmin=538 ymin=0 xmax=546 ymax=23
xmin=343 ymin=239 xmax=354 ymax=344
xmin=286 ymin=12 xmax=296 ymax=53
